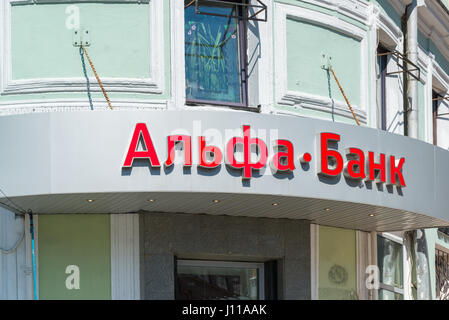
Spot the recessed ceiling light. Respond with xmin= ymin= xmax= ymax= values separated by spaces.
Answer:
xmin=212 ymin=200 xmax=220 ymax=203
xmin=272 ymin=203 xmax=279 ymax=206
xmin=324 ymin=208 xmax=331 ymax=211
xmin=87 ymin=199 xmax=94 ymax=203
xmin=148 ymin=199 xmax=156 ymax=203
xmin=369 ymin=214 xmax=375 ymax=217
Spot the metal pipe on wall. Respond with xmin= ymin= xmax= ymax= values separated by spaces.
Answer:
xmin=403 ymin=0 xmax=432 ymax=300
xmin=405 ymin=0 xmax=419 ymax=139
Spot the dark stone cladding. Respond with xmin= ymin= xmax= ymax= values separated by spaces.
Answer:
xmin=139 ymin=212 xmax=311 ymax=300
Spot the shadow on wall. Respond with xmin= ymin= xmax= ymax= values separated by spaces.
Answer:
xmin=387 ymin=110 xmax=404 ymax=134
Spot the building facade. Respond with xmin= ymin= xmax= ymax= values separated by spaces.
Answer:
xmin=1 ymin=0 xmax=449 ymax=300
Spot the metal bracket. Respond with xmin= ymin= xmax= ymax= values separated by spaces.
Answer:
xmin=377 ymin=50 xmax=421 ymax=81
xmin=321 ymin=53 xmax=332 ymax=70
xmin=432 ymin=93 xmax=449 ymax=116
xmin=73 ymin=29 xmax=90 ymax=47
xmin=433 ymin=94 xmax=449 ymax=102
xmin=187 ymin=0 xmax=268 ymax=22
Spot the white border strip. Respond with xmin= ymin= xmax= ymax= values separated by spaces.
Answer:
xmin=111 ymin=214 xmax=140 ymax=300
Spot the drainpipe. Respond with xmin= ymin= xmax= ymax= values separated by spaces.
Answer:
xmin=403 ymin=0 xmax=431 ymax=300
xmin=405 ymin=0 xmax=419 ymax=139
xmin=28 ymin=210 xmax=38 ymax=300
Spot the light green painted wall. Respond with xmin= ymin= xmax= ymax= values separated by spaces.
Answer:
xmin=281 ymin=18 xmax=362 ymax=125
xmin=319 ymin=226 xmax=357 ymax=300
xmin=286 ymin=19 xmax=362 ymax=106
xmin=12 ymin=3 xmax=150 ymax=80
xmin=273 ymin=0 xmax=368 ymax=126
xmin=1 ymin=1 xmax=171 ymax=103
xmin=38 ymin=214 xmax=111 ymax=300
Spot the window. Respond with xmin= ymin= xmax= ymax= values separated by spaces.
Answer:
xmin=176 ymin=260 xmax=264 ymax=300
xmin=377 ymin=235 xmax=404 ymax=300
xmin=377 ymin=45 xmax=389 ymax=131
xmin=184 ymin=0 xmax=247 ymax=106
xmin=436 ymin=248 xmax=449 ymax=300
xmin=438 ymin=227 xmax=449 ymax=237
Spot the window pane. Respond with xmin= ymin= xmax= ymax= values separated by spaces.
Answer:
xmin=435 ymin=248 xmax=449 ymax=300
xmin=318 ymin=226 xmax=357 ymax=300
xmin=379 ymin=289 xmax=403 ymax=300
xmin=185 ymin=3 xmax=243 ymax=104
xmin=377 ymin=235 xmax=403 ymax=289
xmin=177 ymin=263 xmax=259 ymax=300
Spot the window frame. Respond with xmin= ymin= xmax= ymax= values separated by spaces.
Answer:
xmin=433 ymin=90 xmax=439 ymax=146
xmin=376 ymin=233 xmax=405 ymax=299
xmin=377 ymin=45 xmax=389 ymax=131
xmin=184 ymin=0 xmax=249 ymax=108
xmin=176 ymin=259 xmax=265 ymax=300
xmin=435 ymin=245 xmax=449 ymax=300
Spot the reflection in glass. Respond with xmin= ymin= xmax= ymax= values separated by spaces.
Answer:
xmin=378 ymin=289 xmax=403 ymax=300
xmin=377 ymin=235 xmax=404 ymax=300
xmin=185 ymin=2 xmax=243 ymax=104
xmin=177 ymin=263 xmax=259 ymax=300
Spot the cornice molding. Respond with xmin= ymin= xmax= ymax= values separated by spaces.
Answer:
xmin=417 ymin=0 xmax=449 ymax=69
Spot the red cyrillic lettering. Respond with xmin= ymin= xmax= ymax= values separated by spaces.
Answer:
xmin=123 ymin=123 xmax=161 ymax=168
xmin=318 ymin=133 xmax=343 ymax=177
xmin=389 ymin=156 xmax=406 ymax=187
xmin=368 ymin=152 xmax=386 ymax=183
xmin=199 ymin=136 xmax=223 ymax=168
xmin=165 ymin=135 xmax=192 ymax=167
xmin=344 ymin=148 xmax=366 ymax=179
xmin=271 ymin=139 xmax=295 ymax=172
xmin=226 ymin=125 xmax=268 ymax=179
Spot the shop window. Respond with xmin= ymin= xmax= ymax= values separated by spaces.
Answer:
xmin=436 ymin=248 xmax=449 ymax=300
xmin=377 ymin=235 xmax=404 ymax=300
xmin=176 ymin=260 xmax=264 ymax=300
xmin=318 ymin=226 xmax=357 ymax=300
xmin=184 ymin=0 xmax=248 ymax=107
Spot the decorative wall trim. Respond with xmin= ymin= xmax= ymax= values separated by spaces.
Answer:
xmin=299 ymin=0 xmax=371 ymax=25
xmin=417 ymin=47 xmax=430 ymax=79
xmin=111 ymin=214 xmax=140 ymax=300
xmin=0 ymin=0 xmax=165 ymax=95
xmin=169 ymin=0 xmax=186 ymax=110
xmin=431 ymin=56 xmax=449 ymax=91
xmin=0 ymin=98 xmax=167 ymax=115
xmin=274 ymin=2 xmax=368 ymax=123
xmin=279 ymin=91 xmax=367 ymax=123
xmin=374 ymin=5 xmax=403 ymax=47
xmin=418 ymin=0 xmax=449 ymax=75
